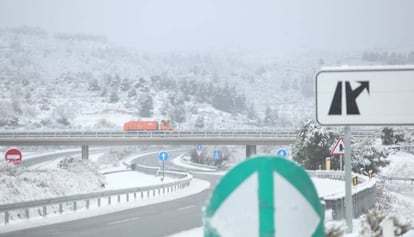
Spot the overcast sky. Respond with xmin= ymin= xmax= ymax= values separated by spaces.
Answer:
xmin=1 ymin=0 xmax=413 ymax=52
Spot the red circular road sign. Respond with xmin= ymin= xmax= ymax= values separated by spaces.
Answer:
xmin=5 ymin=148 xmax=22 ymax=164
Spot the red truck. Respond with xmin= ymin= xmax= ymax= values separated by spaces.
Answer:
xmin=123 ymin=120 xmax=172 ymax=131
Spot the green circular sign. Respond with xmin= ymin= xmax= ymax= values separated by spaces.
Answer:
xmin=203 ymin=155 xmax=325 ymax=237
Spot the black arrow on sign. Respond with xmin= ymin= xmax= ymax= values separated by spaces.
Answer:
xmin=328 ymin=82 xmax=342 ymax=115
xmin=346 ymin=81 xmax=370 ymax=115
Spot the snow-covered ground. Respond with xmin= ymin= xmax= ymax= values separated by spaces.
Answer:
xmin=0 ymin=150 xmax=210 ymax=233
xmin=0 ymin=178 xmax=209 ymax=234
xmin=1 ymin=149 xmax=414 ymax=236
xmin=168 ymin=151 xmax=414 ymax=237
xmin=0 ymin=149 xmax=188 ymax=205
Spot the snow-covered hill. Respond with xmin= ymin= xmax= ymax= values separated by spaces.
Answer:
xmin=1 ymin=26 xmax=411 ymax=131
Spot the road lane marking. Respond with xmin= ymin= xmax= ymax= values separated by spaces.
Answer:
xmin=108 ymin=217 xmax=140 ymax=225
xmin=177 ymin=205 xmax=195 ymax=211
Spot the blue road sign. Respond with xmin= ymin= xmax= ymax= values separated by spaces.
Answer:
xmin=276 ymin=148 xmax=288 ymax=158
xmin=197 ymin=144 xmax=203 ymax=151
xmin=214 ymin=150 xmax=221 ymax=160
xmin=159 ymin=151 xmax=169 ymax=161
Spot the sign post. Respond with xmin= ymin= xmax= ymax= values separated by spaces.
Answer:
xmin=5 ymin=148 xmax=22 ymax=165
xmin=204 ymin=156 xmax=325 ymax=236
xmin=158 ymin=151 xmax=169 ymax=181
xmin=344 ymin=127 xmax=352 ymax=230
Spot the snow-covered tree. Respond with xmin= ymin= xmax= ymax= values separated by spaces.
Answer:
xmin=169 ymin=105 xmax=186 ymax=125
xmin=194 ymin=115 xmax=205 ymax=129
xmin=190 ymin=146 xmax=229 ymax=167
xmin=88 ymin=79 xmax=100 ymax=91
xmin=51 ymin=101 xmax=79 ymax=127
xmin=351 ymin=138 xmax=389 ymax=173
xmin=139 ymin=96 xmax=153 ymax=117
xmin=120 ymin=78 xmax=130 ymax=92
xmin=293 ymin=120 xmax=389 ymax=172
xmin=263 ymin=106 xmax=278 ymax=127
xmin=109 ymin=89 xmax=119 ymax=103
xmin=127 ymin=89 xmax=136 ymax=98
xmin=0 ymin=101 xmax=18 ymax=127
xmin=247 ymin=103 xmax=258 ymax=120
xmin=381 ymin=127 xmax=395 ymax=145
xmin=291 ymin=120 xmax=339 ymax=170
xmin=136 ymin=89 xmax=153 ymax=117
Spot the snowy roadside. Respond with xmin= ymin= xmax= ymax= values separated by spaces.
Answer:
xmin=0 ymin=149 xmax=211 ymax=233
xmin=0 ymin=148 xmax=200 ymax=206
xmin=3 ymin=149 xmax=414 ymax=236
xmin=0 ymin=178 xmax=210 ymax=234
xmin=168 ymin=151 xmax=414 ymax=237
xmin=171 ymin=153 xmax=217 ymax=172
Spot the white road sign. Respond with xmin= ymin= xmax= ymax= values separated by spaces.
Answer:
xmin=315 ymin=66 xmax=414 ymax=125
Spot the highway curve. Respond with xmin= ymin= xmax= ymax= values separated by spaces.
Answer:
xmin=1 ymin=149 xmax=223 ymax=237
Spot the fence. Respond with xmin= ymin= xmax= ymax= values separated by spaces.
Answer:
xmin=307 ymin=170 xmax=377 ymax=220
xmin=0 ymin=174 xmax=192 ymax=225
xmin=381 ymin=176 xmax=414 ymax=184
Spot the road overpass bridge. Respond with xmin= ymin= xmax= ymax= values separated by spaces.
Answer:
xmin=0 ymin=129 xmax=380 ymax=159
xmin=0 ymin=130 xmax=298 ymax=159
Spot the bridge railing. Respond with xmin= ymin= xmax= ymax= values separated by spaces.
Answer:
xmin=0 ymin=174 xmax=192 ymax=225
xmin=0 ymin=129 xmax=380 ymax=138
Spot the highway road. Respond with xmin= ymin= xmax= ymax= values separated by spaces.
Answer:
xmin=20 ymin=147 xmax=110 ymax=167
xmin=1 ymin=149 xmax=223 ymax=237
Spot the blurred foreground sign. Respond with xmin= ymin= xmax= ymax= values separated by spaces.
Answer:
xmin=203 ymin=156 xmax=325 ymax=237
xmin=315 ymin=66 xmax=414 ymax=125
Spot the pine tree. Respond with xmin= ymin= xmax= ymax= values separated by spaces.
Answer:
xmin=263 ymin=107 xmax=278 ymax=126
xmin=120 ymin=78 xmax=130 ymax=92
xmin=247 ymin=103 xmax=257 ymax=120
xmin=292 ymin=120 xmax=338 ymax=170
xmin=194 ymin=115 xmax=204 ymax=129
xmin=293 ymin=120 xmax=389 ymax=172
xmin=381 ymin=127 xmax=394 ymax=145
xmin=109 ymin=90 xmax=119 ymax=103
xmin=136 ymin=89 xmax=153 ymax=117
xmin=88 ymin=79 xmax=100 ymax=91
xmin=139 ymin=96 xmax=153 ymax=117
xmin=169 ymin=105 xmax=186 ymax=125
xmin=127 ymin=89 xmax=137 ymax=98
xmin=351 ymin=138 xmax=389 ymax=173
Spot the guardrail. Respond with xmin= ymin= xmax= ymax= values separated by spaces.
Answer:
xmin=381 ymin=176 xmax=414 ymax=184
xmin=0 ymin=130 xmax=298 ymax=138
xmin=307 ymin=170 xmax=376 ymax=220
xmin=0 ymin=174 xmax=192 ymax=225
xmin=0 ymin=129 xmax=380 ymax=138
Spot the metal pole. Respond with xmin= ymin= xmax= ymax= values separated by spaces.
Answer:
xmin=344 ymin=126 xmax=353 ymax=232
xmin=163 ymin=161 xmax=165 ymax=181
xmin=340 ymin=155 xmax=343 ymax=171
